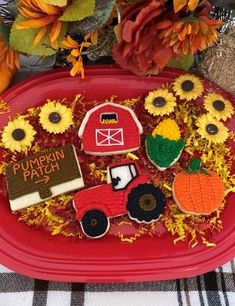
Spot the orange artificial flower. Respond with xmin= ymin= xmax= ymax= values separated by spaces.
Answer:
xmin=173 ymin=0 xmax=200 ymax=13
xmin=16 ymin=0 xmax=65 ymax=48
xmin=62 ymin=35 xmax=91 ymax=78
xmin=159 ymin=14 xmax=223 ymax=55
xmin=0 ymin=36 xmax=20 ymax=70
xmin=84 ymin=30 xmax=99 ymax=45
xmin=0 ymin=35 xmax=20 ymax=93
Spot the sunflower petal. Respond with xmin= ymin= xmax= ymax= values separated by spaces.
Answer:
xmin=174 ymin=0 xmax=187 ymax=13
xmin=36 ymin=0 xmax=61 ymax=15
xmin=18 ymin=7 xmax=44 ymax=19
xmin=16 ymin=16 xmax=55 ymax=29
xmin=49 ymin=20 xmax=62 ymax=49
xmin=33 ymin=26 xmax=47 ymax=46
xmin=188 ymin=0 xmax=199 ymax=11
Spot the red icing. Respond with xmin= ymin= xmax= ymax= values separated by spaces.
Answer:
xmin=79 ymin=103 xmax=142 ymax=155
xmin=74 ymin=159 xmax=149 ymax=220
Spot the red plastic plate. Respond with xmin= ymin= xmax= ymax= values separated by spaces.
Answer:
xmin=0 ymin=66 xmax=235 ymax=282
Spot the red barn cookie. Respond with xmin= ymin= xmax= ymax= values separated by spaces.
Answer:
xmin=78 ymin=102 xmax=143 ymax=156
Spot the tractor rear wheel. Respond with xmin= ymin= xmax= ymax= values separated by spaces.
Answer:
xmin=127 ymin=183 xmax=166 ymax=223
xmin=81 ymin=210 xmax=109 ymax=238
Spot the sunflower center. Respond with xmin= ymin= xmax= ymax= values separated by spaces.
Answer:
xmin=153 ymin=97 xmax=166 ymax=107
xmin=213 ymin=100 xmax=225 ymax=111
xmin=206 ymin=124 xmax=219 ymax=135
xmin=49 ymin=112 xmax=61 ymax=124
xmin=182 ymin=80 xmax=194 ymax=92
xmin=12 ymin=128 xmax=26 ymax=141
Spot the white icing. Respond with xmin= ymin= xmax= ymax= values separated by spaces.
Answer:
xmin=95 ymin=128 xmax=124 ymax=146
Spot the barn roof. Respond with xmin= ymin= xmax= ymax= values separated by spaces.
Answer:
xmin=78 ymin=102 xmax=143 ymax=138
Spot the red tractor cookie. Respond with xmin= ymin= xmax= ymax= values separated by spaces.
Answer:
xmin=73 ymin=160 xmax=166 ymax=238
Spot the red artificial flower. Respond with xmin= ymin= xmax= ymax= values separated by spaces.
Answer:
xmin=112 ymin=0 xmax=174 ymax=75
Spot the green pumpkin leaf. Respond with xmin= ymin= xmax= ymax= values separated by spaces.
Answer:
xmin=167 ymin=54 xmax=194 ymax=71
xmin=0 ymin=23 xmax=10 ymax=43
xmin=9 ymin=14 xmax=67 ymax=56
xmin=42 ymin=0 xmax=67 ymax=6
xmin=71 ymin=0 xmax=115 ymax=34
xmin=60 ymin=0 xmax=95 ymax=22
xmin=146 ymin=135 xmax=185 ymax=169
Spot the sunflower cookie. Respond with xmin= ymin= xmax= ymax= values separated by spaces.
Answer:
xmin=144 ymin=88 xmax=176 ymax=116
xmin=173 ymin=158 xmax=225 ymax=215
xmin=196 ymin=114 xmax=229 ymax=143
xmin=203 ymin=92 xmax=234 ymax=121
xmin=1 ymin=118 xmax=36 ymax=153
xmin=146 ymin=118 xmax=185 ymax=171
xmin=39 ymin=100 xmax=73 ymax=134
xmin=173 ymin=74 xmax=204 ymax=101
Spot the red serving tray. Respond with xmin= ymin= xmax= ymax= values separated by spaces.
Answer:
xmin=0 ymin=66 xmax=235 ymax=282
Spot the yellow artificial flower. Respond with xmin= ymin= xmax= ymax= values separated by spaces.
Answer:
xmin=173 ymin=0 xmax=199 ymax=13
xmin=39 ymin=101 xmax=73 ymax=134
xmin=203 ymin=92 xmax=234 ymax=121
xmin=16 ymin=0 xmax=64 ymax=48
xmin=62 ymin=35 xmax=91 ymax=78
xmin=1 ymin=118 xmax=36 ymax=152
xmin=196 ymin=114 xmax=229 ymax=143
xmin=152 ymin=118 xmax=181 ymax=141
xmin=144 ymin=88 xmax=177 ymax=116
xmin=173 ymin=74 xmax=204 ymax=101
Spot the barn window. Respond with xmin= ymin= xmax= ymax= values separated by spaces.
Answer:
xmin=100 ymin=113 xmax=118 ymax=124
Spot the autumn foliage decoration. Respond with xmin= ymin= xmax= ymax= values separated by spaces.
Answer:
xmin=112 ymin=0 xmax=223 ymax=75
xmin=0 ymin=22 xmax=20 ymax=94
xmin=16 ymin=0 xmax=64 ymax=49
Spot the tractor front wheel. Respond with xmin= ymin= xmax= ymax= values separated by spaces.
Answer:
xmin=127 ymin=183 xmax=166 ymax=223
xmin=81 ymin=210 xmax=109 ymax=238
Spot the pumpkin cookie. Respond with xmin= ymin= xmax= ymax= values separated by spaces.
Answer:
xmin=173 ymin=158 xmax=225 ymax=215
xmin=146 ymin=118 xmax=185 ymax=171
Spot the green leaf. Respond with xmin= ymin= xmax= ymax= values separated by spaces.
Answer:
xmin=0 ymin=23 xmax=10 ymax=43
xmin=60 ymin=0 xmax=95 ymax=22
xmin=72 ymin=0 xmax=115 ymax=34
xmin=43 ymin=0 xmax=67 ymax=6
xmin=167 ymin=54 xmax=194 ymax=71
xmin=9 ymin=14 xmax=67 ymax=56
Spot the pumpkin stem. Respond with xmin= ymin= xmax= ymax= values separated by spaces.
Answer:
xmin=187 ymin=158 xmax=209 ymax=175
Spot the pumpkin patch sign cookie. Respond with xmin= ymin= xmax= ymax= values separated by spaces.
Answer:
xmin=173 ymin=159 xmax=225 ymax=215
xmin=6 ymin=144 xmax=84 ymax=211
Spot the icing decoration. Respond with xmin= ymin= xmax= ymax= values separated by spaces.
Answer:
xmin=6 ymin=144 xmax=84 ymax=211
xmin=203 ymin=92 xmax=234 ymax=121
xmin=196 ymin=114 xmax=229 ymax=143
xmin=39 ymin=100 xmax=73 ymax=134
xmin=144 ymin=88 xmax=177 ymax=116
xmin=78 ymin=102 xmax=143 ymax=156
xmin=73 ymin=159 xmax=166 ymax=238
xmin=172 ymin=74 xmax=204 ymax=101
xmin=1 ymin=118 xmax=36 ymax=152
xmin=146 ymin=119 xmax=185 ymax=171
xmin=173 ymin=159 xmax=225 ymax=215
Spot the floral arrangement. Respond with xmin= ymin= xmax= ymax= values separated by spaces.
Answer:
xmin=0 ymin=0 xmax=231 ymax=93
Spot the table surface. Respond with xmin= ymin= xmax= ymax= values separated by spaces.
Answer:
xmin=1 ymin=261 xmax=235 ymax=306
xmin=0 ymin=68 xmax=235 ymax=306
